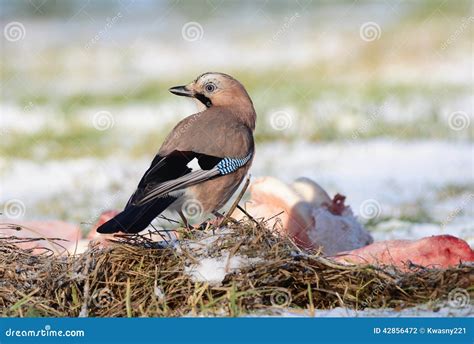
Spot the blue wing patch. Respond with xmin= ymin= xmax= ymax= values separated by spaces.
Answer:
xmin=216 ymin=153 xmax=252 ymax=175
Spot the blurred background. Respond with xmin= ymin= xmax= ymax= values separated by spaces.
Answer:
xmin=1 ymin=0 xmax=472 ymax=244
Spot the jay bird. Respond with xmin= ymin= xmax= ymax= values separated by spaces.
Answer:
xmin=97 ymin=72 xmax=256 ymax=234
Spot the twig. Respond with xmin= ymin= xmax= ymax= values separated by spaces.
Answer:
xmin=263 ymin=211 xmax=285 ymax=224
xmin=0 ymin=224 xmax=68 ymax=255
xmin=236 ymin=205 xmax=260 ymax=226
xmin=158 ymin=214 xmax=180 ymax=224
xmin=224 ymin=175 xmax=251 ymax=223
xmin=149 ymin=224 xmax=169 ymax=245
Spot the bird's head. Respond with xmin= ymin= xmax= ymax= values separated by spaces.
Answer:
xmin=169 ymin=72 xmax=254 ymax=110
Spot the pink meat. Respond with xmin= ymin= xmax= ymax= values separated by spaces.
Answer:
xmin=333 ymin=235 xmax=474 ymax=269
xmin=0 ymin=220 xmax=82 ymax=254
xmin=87 ymin=209 xmax=120 ymax=240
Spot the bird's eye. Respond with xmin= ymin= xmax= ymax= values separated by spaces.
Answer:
xmin=205 ymin=83 xmax=216 ymax=93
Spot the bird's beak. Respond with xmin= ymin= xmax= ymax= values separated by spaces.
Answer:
xmin=169 ymin=85 xmax=194 ymax=97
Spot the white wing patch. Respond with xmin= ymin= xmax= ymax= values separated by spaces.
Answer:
xmin=186 ymin=157 xmax=201 ymax=171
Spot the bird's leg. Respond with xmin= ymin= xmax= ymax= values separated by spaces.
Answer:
xmin=205 ymin=211 xmax=227 ymax=228
xmin=178 ymin=210 xmax=191 ymax=230
xmin=194 ymin=211 xmax=225 ymax=231
xmin=212 ymin=211 xmax=226 ymax=233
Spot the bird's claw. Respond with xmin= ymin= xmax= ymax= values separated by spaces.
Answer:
xmin=195 ymin=215 xmax=228 ymax=231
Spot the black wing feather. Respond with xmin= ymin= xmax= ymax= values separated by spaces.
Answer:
xmin=128 ymin=150 xmax=223 ymax=207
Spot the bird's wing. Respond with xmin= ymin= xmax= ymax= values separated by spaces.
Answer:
xmin=127 ymin=150 xmax=205 ymax=207
xmin=129 ymin=150 xmax=252 ymax=207
xmin=129 ymin=107 xmax=255 ymax=207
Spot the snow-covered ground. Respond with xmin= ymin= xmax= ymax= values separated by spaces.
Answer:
xmin=264 ymin=304 xmax=473 ymax=317
xmin=1 ymin=1 xmax=472 ymax=318
xmin=1 ymin=139 xmax=473 ymax=245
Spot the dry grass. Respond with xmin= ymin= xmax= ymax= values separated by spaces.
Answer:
xmin=0 ymin=219 xmax=472 ymax=317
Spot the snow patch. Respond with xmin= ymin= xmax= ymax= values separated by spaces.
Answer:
xmin=271 ymin=304 xmax=473 ymax=317
xmin=185 ymin=252 xmax=260 ymax=285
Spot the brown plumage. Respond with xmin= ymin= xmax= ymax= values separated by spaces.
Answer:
xmin=97 ymin=72 xmax=256 ymax=234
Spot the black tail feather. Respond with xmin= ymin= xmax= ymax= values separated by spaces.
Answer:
xmin=97 ymin=196 xmax=176 ymax=234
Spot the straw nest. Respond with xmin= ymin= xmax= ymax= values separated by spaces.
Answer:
xmin=0 ymin=219 xmax=472 ymax=317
